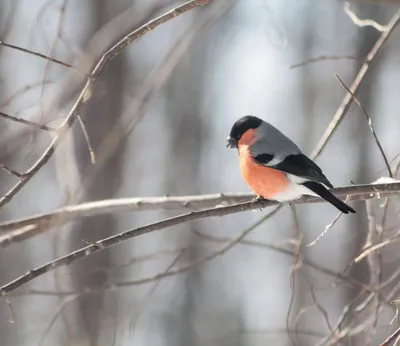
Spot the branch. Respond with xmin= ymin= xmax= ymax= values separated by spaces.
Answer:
xmin=344 ymin=2 xmax=390 ymax=33
xmin=334 ymin=74 xmax=392 ymax=177
xmin=310 ymin=9 xmax=400 ymax=160
xmin=2 ymin=181 xmax=400 ymax=294
xmin=378 ymin=326 xmax=400 ymax=346
xmin=0 ymin=203 xmax=277 ymax=295
xmin=0 ymin=0 xmax=213 ymax=208
xmin=290 ymin=55 xmax=359 ymax=69
xmin=0 ymin=40 xmax=74 ymax=69
xmin=0 ymin=111 xmax=55 ymax=131
xmin=194 ymin=230 xmax=371 ymax=293
xmin=1 ymin=181 xmax=400 ymax=243
xmin=0 ymin=164 xmax=25 ymax=179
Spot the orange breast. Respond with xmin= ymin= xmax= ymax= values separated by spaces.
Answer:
xmin=238 ymin=145 xmax=289 ymax=199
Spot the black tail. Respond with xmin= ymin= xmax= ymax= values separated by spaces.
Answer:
xmin=303 ymin=181 xmax=356 ymax=214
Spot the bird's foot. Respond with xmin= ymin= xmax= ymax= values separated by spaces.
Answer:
xmin=252 ymin=195 xmax=268 ymax=210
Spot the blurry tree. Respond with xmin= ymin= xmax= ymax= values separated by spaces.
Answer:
xmin=68 ymin=1 xmax=127 ymax=344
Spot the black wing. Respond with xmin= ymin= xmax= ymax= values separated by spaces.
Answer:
xmin=303 ymin=182 xmax=355 ymax=213
xmin=252 ymin=153 xmax=333 ymax=188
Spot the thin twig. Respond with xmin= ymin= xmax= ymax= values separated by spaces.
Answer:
xmin=76 ymin=115 xmax=96 ymax=164
xmin=194 ymin=230 xmax=372 ymax=292
xmin=0 ymin=0 xmax=213 ymax=209
xmin=287 ymin=205 xmax=302 ymax=346
xmin=307 ymin=210 xmax=342 ymax=247
xmin=0 ymin=164 xmax=25 ymax=179
xmin=315 ymin=292 xmax=366 ymax=346
xmin=335 ymin=73 xmax=392 ymax=177
xmin=364 ymin=199 xmax=380 ymax=346
xmin=0 ymin=40 xmax=75 ymax=69
xmin=129 ymin=250 xmax=185 ymax=338
xmin=290 ymin=55 xmax=359 ymax=69
xmin=304 ymin=273 xmax=335 ymax=336
xmin=354 ymin=228 xmax=400 ymax=263
xmin=311 ymin=9 xmax=400 ymax=160
xmin=0 ymin=111 xmax=55 ymax=131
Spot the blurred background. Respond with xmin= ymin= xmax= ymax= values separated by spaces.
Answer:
xmin=0 ymin=0 xmax=400 ymax=345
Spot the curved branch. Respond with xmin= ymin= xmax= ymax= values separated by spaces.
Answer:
xmin=1 ymin=181 xmax=400 ymax=294
xmin=0 ymin=0 xmax=213 ymax=208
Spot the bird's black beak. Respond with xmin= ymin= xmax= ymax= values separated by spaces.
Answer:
xmin=226 ymin=136 xmax=237 ymax=148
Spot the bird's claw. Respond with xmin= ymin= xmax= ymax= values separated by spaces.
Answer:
xmin=253 ymin=196 xmax=267 ymax=210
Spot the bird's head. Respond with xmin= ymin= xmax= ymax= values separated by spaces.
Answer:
xmin=226 ymin=115 xmax=262 ymax=148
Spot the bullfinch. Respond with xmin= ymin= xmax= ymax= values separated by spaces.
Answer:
xmin=227 ymin=115 xmax=356 ymax=214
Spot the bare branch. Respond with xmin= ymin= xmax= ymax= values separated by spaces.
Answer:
xmin=76 ymin=115 xmax=96 ymax=164
xmin=194 ymin=230 xmax=371 ymax=292
xmin=344 ymin=2 xmax=390 ymax=33
xmin=129 ymin=250 xmax=185 ymax=336
xmin=364 ymin=199 xmax=381 ymax=345
xmin=355 ymin=228 xmax=400 ymax=263
xmin=0 ymin=164 xmax=25 ymax=179
xmin=0 ymin=0 xmax=214 ymax=209
xmin=379 ymin=326 xmax=400 ymax=346
xmin=335 ymin=74 xmax=392 ymax=178
xmin=0 ymin=111 xmax=55 ymax=131
xmin=290 ymin=55 xmax=359 ymax=69
xmin=1 ymin=182 xmax=400 ymax=246
xmin=0 ymin=205 xmax=280 ymax=295
xmin=311 ymin=9 xmax=400 ymax=160
xmin=0 ymin=40 xmax=75 ymax=70
xmin=307 ymin=209 xmax=343 ymax=247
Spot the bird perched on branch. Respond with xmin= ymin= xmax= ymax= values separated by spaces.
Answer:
xmin=227 ymin=115 xmax=356 ymax=214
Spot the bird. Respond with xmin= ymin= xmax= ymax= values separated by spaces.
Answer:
xmin=226 ymin=115 xmax=356 ymax=214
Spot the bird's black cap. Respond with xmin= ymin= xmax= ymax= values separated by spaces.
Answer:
xmin=226 ymin=115 xmax=262 ymax=148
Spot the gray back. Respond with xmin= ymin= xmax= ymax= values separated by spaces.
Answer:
xmin=249 ymin=121 xmax=301 ymax=164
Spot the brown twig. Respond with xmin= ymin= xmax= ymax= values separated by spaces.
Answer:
xmin=0 ymin=40 xmax=74 ymax=70
xmin=379 ymin=326 xmax=400 ymax=346
xmin=334 ymin=74 xmax=392 ymax=178
xmin=129 ymin=250 xmax=185 ymax=337
xmin=0 ymin=0 xmax=213 ymax=209
xmin=311 ymin=9 xmax=400 ymax=160
xmin=0 ymin=164 xmax=25 ymax=179
xmin=0 ymin=111 xmax=55 ymax=131
xmin=290 ymin=55 xmax=359 ymax=69
xmin=196 ymin=232 xmax=371 ymax=293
